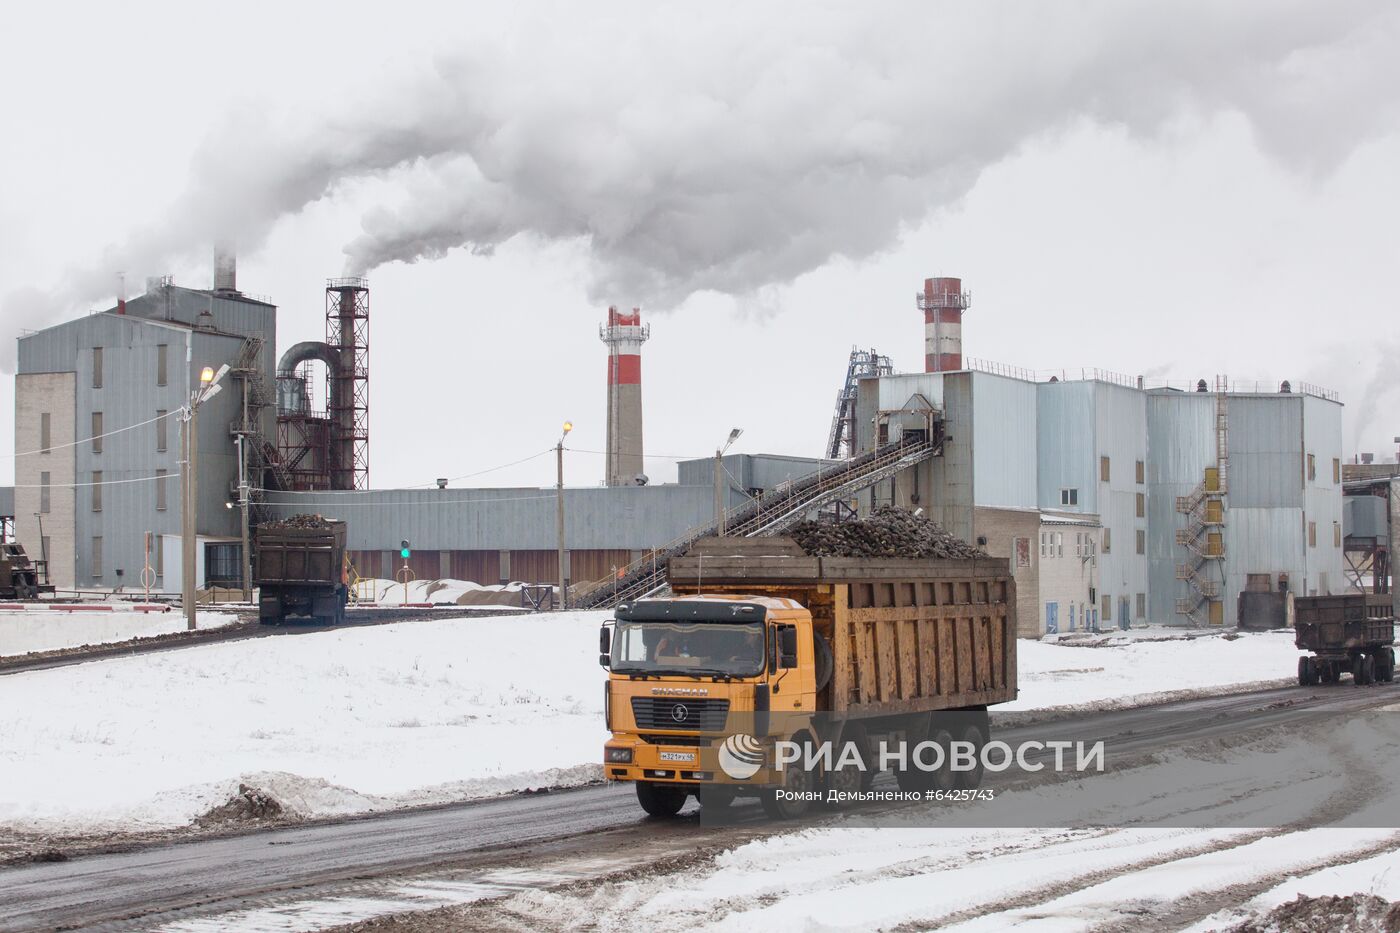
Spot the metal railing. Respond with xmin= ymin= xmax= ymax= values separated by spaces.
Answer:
xmin=573 ymin=437 xmax=938 ymax=609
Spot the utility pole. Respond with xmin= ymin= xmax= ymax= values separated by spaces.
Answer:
xmin=235 ymin=434 xmax=252 ymax=603
xmin=715 ymin=428 xmax=743 ymax=537
xmin=182 ymin=364 xmax=226 ymax=632
xmin=556 ymin=421 xmax=572 ymax=610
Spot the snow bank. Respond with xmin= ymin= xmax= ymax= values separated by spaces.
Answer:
xmin=351 ymin=577 xmax=555 ymax=607
xmin=0 ymin=620 xmax=1305 ymax=836
xmin=0 ymin=611 xmax=610 ymax=834
xmin=1007 ymin=629 xmax=1298 ymax=712
xmin=0 ymin=608 xmax=238 ymax=658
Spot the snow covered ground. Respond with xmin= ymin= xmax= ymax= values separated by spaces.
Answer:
xmin=496 ymin=719 xmax=1400 ymax=932
xmin=0 ymin=607 xmax=239 ymax=658
xmin=0 ymin=622 xmax=1300 ymax=838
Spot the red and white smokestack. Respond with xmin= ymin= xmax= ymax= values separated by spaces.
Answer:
xmin=918 ymin=277 xmax=971 ymax=372
xmin=599 ymin=307 xmax=650 ymax=486
xmin=116 ymin=272 xmax=126 ymax=315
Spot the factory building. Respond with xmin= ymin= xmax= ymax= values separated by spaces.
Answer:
xmin=853 ymin=278 xmax=1345 ymax=633
xmin=11 ymin=272 xmax=275 ymax=590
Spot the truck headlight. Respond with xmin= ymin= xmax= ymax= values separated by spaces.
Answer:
xmin=605 ymin=746 xmax=633 ymax=764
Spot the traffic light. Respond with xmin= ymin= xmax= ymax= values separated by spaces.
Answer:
xmin=400 ymin=539 xmax=411 ymax=559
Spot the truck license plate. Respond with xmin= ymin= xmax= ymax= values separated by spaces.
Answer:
xmin=659 ymin=751 xmax=694 ymax=763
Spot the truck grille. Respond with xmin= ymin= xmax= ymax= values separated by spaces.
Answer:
xmin=631 ymin=697 xmax=730 ymax=731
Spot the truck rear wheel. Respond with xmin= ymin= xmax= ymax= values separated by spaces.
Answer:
xmin=954 ymin=718 xmax=988 ymax=790
xmin=1353 ymin=654 xmax=1370 ymax=686
xmin=635 ymin=781 xmax=687 ymax=818
xmin=896 ymin=726 xmax=955 ymax=794
xmin=1381 ymin=648 xmax=1396 ymax=683
xmin=826 ymin=729 xmax=870 ymax=803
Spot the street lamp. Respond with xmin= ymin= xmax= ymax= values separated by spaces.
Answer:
xmin=556 ymin=421 xmax=573 ymax=610
xmin=715 ymin=428 xmax=743 ymax=535
xmin=182 ymin=363 xmax=227 ymax=631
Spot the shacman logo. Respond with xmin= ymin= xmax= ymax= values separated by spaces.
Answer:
xmin=670 ymin=704 xmax=690 ymax=722
xmin=718 ymin=733 xmax=764 ymax=779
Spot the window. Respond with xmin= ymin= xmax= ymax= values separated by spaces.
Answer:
xmin=1100 ymin=456 xmax=1111 ymax=482
xmin=1333 ymin=458 xmax=1341 ymax=484
xmin=205 ymin=543 xmax=243 ymax=587
xmin=1040 ymin=532 xmax=1048 ymax=558
xmin=1136 ymin=460 xmax=1145 ymax=484
xmin=1102 ymin=595 xmax=1112 ymax=622
xmin=92 ymin=471 xmax=103 ymax=512
xmin=156 ymin=470 xmax=168 ymax=511
xmin=1136 ymin=593 xmax=1146 ymax=619
xmin=40 ymin=472 xmax=51 ymax=513
xmin=92 ymin=411 xmax=103 ymax=454
xmin=1056 ymin=532 xmax=1064 ymax=558
xmin=1334 ymin=522 xmax=1342 ymax=547
xmin=1060 ymin=488 xmax=1079 ymax=506
xmin=1308 ymin=521 xmax=1317 ymax=548
xmin=92 ymin=347 xmax=103 ymax=388
xmin=40 ymin=412 xmax=51 ymax=453
xmin=92 ymin=536 xmax=103 ymax=578
xmin=1307 ymin=453 xmax=1316 ymax=482
xmin=1136 ymin=529 xmax=1146 ymax=555
xmin=1136 ymin=492 xmax=1145 ymax=518
xmin=156 ymin=410 xmax=168 ymax=452
xmin=1103 ymin=528 xmax=1112 ymax=553
xmin=155 ymin=535 xmax=164 ymax=576
xmin=157 ymin=344 xmax=168 ymax=387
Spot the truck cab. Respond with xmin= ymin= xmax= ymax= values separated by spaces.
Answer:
xmin=601 ymin=595 xmax=820 ymax=817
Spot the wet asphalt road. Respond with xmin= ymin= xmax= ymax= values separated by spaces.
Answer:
xmin=2 ymin=682 xmax=1397 ymax=931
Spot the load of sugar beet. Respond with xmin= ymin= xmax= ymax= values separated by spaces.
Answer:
xmin=785 ymin=506 xmax=988 ymax=560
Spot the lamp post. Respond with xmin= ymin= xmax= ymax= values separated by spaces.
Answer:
xmin=182 ymin=363 xmax=227 ymax=631
xmin=557 ymin=420 xmax=572 ymax=610
xmin=715 ymin=428 xmax=743 ymax=535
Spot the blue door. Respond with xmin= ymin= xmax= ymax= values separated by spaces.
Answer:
xmin=1046 ymin=602 xmax=1058 ymax=634
xmin=1119 ymin=597 xmax=1131 ymax=631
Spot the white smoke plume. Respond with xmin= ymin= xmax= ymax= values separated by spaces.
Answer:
xmin=4 ymin=0 xmax=1398 ymax=370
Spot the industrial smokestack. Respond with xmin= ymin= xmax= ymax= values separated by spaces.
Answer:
xmin=116 ymin=272 xmax=126 ymax=315
xmin=213 ymin=244 xmax=238 ymax=294
xmin=917 ymin=277 xmax=971 ymax=373
xmin=600 ymin=306 xmax=650 ymax=487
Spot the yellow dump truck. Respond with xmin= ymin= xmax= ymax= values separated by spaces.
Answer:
xmin=600 ymin=536 xmax=1017 ymax=818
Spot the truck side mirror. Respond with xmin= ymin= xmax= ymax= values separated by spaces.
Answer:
xmin=599 ymin=626 xmax=611 ymax=654
xmin=779 ymin=625 xmax=798 ymax=669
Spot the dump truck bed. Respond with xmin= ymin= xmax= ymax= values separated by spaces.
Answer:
xmin=668 ymin=536 xmax=1016 ymax=716
xmin=1294 ymin=593 xmax=1395 ymax=657
xmin=254 ymin=522 xmax=347 ymax=586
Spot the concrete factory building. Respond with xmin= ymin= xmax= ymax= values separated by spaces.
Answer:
xmin=856 ymin=360 xmax=1345 ymax=635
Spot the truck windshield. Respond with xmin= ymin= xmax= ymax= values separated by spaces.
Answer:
xmin=611 ymin=620 xmax=765 ymax=678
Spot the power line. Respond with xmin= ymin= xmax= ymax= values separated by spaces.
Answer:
xmin=12 ymin=409 xmax=185 ymax=458
xmin=250 ymin=491 xmax=561 ymax=508
xmin=11 ymin=471 xmax=172 ymax=489
xmin=397 ymin=448 xmax=556 ymax=488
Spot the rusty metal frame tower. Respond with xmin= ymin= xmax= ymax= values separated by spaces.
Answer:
xmin=326 ymin=277 xmax=370 ymax=491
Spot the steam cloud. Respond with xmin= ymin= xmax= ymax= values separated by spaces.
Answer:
xmin=4 ymin=0 xmax=1398 ymax=370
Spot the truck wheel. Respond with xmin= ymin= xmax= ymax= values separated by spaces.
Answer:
xmin=954 ymin=718 xmax=988 ymax=790
xmin=826 ymin=730 xmax=870 ymax=803
xmin=635 ymin=781 xmax=687 ymax=818
xmin=1353 ymin=654 xmax=1368 ymax=687
xmin=1382 ymin=648 xmax=1396 ymax=683
xmin=760 ymin=736 xmax=817 ymax=820
xmin=1297 ymin=657 xmax=1311 ymax=687
xmin=896 ymin=727 xmax=955 ymax=794
xmin=1365 ymin=654 xmax=1378 ymax=686
xmin=1319 ymin=661 xmax=1334 ymax=685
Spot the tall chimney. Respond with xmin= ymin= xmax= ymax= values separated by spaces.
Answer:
xmin=600 ymin=307 xmax=650 ymax=486
xmin=917 ymin=277 xmax=971 ymax=372
xmin=213 ymin=243 xmax=238 ymax=294
xmin=116 ymin=272 xmax=126 ymax=315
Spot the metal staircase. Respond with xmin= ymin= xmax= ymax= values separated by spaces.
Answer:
xmin=574 ymin=436 xmax=940 ymax=609
xmin=825 ymin=347 xmax=894 ymax=460
xmin=1175 ymin=376 xmax=1229 ymax=625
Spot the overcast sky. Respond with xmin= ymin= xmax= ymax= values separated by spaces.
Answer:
xmin=2 ymin=1 xmax=1398 ymax=489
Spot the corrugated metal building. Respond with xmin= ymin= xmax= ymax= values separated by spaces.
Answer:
xmin=12 ymin=284 xmax=275 ymax=589
xmin=856 ymin=370 xmax=1344 ymax=631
